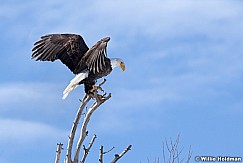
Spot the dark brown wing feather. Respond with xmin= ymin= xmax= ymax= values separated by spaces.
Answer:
xmin=79 ymin=37 xmax=110 ymax=74
xmin=32 ymin=34 xmax=89 ymax=74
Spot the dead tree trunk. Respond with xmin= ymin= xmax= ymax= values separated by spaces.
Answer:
xmin=54 ymin=79 xmax=131 ymax=163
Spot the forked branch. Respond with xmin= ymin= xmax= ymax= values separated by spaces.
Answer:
xmin=59 ymin=79 xmax=131 ymax=163
xmin=99 ymin=146 xmax=104 ymax=163
xmin=65 ymin=94 xmax=91 ymax=163
xmin=73 ymin=80 xmax=111 ymax=163
xmin=80 ymin=134 xmax=97 ymax=163
xmin=111 ymin=145 xmax=132 ymax=163
xmin=99 ymin=146 xmax=115 ymax=163
xmin=162 ymin=135 xmax=192 ymax=163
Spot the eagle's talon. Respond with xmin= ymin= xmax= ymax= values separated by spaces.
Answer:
xmin=91 ymin=85 xmax=104 ymax=92
xmin=96 ymin=94 xmax=103 ymax=101
xmin=98 ymin=86 xmax=104 ymax=92
xmin=102 ymin=92 xmax=107 ymax=97
xmin=89 ymin=91 xmax=104 ymax=101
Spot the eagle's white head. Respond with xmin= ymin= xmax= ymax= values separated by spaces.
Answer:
xmin=110 ymin=58 xmax=126 ymax=71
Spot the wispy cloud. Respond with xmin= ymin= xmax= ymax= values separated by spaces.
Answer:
xmin=2 ymin=0 xmax=243 ymax=42
xmin=2 ymin=0 xmax=243 ymax=80
xmin=0 ymin=82 xmax=59 ymax=106
xmin=72 ymin=0 xmax=243 ymax=41
xmin=0 ymin=118 xmax=67 ymax=145
xmin=90 ymin=41 xmax=243 ymax=132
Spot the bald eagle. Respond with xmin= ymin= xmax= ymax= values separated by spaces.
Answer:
xmin=32 ymin=34 xmax=125 ymax=99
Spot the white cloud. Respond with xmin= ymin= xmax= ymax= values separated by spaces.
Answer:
xmin=0 ymin=82 xmax=59 ymax=105
xmin=3 ymin=0 xmax=243 ymax=43
xmin=0 ymin=118 xmax=67 ymax=145
xmin=73 ymin=0 xmax=243 ymax=40
xmin=90 ymin=41 xmax=243 ymax=132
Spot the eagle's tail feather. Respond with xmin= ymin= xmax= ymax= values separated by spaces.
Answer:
xmin=62 ymin=71 xmax=89 ymax=99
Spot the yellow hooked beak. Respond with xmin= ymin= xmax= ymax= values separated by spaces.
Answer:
xmin=120 ymin=62 xmax=126 ymax=71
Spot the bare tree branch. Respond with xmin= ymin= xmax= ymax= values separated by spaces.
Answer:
xmin=111 ymin=145 xmax=132 ymax=163
xmin=54 ymin=78 xmax=131 ymax=163
xmin=65 ymin=94 xmax=91 ymax=163
xmin=80 ymin=134 xmax=97 ymax=163
xmin=99 ymin=145 xmax=115 ymax=163
xmin=99 ymin=145 xmax=104 ymax=163
xmin=186 ymin=146 xmax=192 ymax=163
xmin=55 ymin=143 xmax=63 ymax=163
xmin=162 ymin=135 xmax=191 ymax=163
xmin=103 ymin=146 xmax=115 ymax=154
xmin=73 ymin=82 xmax=111 ymax=163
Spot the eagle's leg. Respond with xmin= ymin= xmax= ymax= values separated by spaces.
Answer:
xmin=90 ymin=85 xmax=104 ymax=101
xmin=88 ymin=91 xmax=103 ymax=101
xmin=89 ymin=79 xmax=106 ymax=94
xmin=84 ymin=84 xmax=103 ymax=101
xmin=94 ymin=78 xmax=107 ymax=93
xmin=84 ymin=79 xmax=107 ymax=101
xmin=91 ymin=85 xmax=104 ymax=92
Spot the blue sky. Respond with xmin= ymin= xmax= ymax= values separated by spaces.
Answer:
xmin=1 ymin=0 xmax=243 ymax=162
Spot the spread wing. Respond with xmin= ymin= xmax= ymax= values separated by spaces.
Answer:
xmin=32 ymin=34 xmax=89 ymax=74
xmin=80 ymin=37 xmax=110 ymax=74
